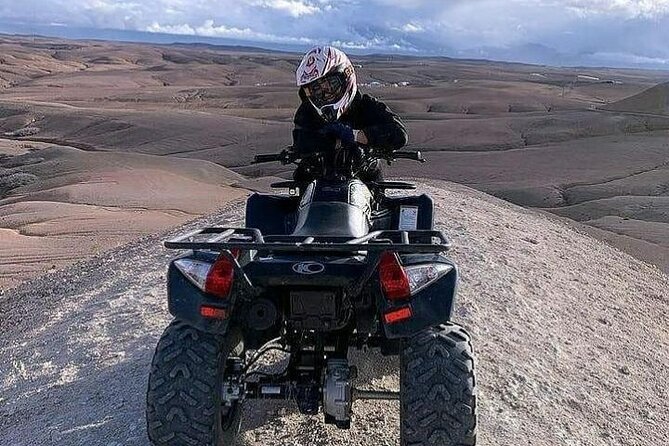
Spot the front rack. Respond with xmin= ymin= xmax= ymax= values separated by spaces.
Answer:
xmin=165 ymin=227 xmax=450 ymax=253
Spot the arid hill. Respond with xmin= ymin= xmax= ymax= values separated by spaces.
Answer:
xmin=0 ymin=142 xmax=246 ymax=286
xmin=604 ymin=81 xmax=669 ymax=115
xmin=1 ymin=34 xmax=669 ymax=288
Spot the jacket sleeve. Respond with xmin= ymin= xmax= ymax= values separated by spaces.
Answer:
xmin=361 ymin=96 xmax=408 ymax=152
xmin=292 ymin=102 xmax=332 ymax=155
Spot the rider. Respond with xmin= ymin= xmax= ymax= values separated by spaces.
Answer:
xmin=292 ymin=46 xmax=408 ymax=183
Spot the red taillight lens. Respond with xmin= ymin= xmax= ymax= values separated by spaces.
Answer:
xmin=379 ymin=251 xmax=411 ymax=300
xmin=205 ymin=256 xmax=235 ymax=298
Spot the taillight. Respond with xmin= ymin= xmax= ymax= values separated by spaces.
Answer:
xmin=379 ymin=252 xmax=411 ymax=300
xmin=379 ymin=252 xmax=454 ymax=300
xmin=404 ymin=263 xmax=453 ymax=295
xmin=174 ymin=258 xmax=211 ymax=290
xmin=204 ymin=256 xmax=235 ymax=298
xmin=174 ymin=254 xmax=235 ymax=299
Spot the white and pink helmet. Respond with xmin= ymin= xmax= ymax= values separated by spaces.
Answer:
xmin=296 ymin=46 xmax=358 ymax=122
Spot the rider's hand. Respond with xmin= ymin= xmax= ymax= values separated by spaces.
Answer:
xmin=320 ymin=122 xmax=355 ymax=146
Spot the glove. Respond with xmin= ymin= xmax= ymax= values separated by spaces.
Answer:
xmin=320 ymin=122 xmax=356 ymax=146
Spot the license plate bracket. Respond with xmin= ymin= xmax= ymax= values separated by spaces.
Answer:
xmin=289 ymin=290 xmax=339 ymax=330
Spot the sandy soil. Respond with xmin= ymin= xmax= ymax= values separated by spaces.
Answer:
xmin=0 ymin=181 xmax=667 ymax=446
xmin=0 ymin=143 xmax=247 ymax=287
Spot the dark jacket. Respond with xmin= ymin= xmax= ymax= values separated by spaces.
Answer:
xmin=292 ymin=91 xmax=408 ymax=155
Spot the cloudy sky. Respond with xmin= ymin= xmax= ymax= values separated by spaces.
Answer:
xmin=1 ymin=0 xmax=668 ymax=68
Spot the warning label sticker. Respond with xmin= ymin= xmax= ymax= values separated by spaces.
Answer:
xmin=398 ymin=206 xmax=418 ymax=230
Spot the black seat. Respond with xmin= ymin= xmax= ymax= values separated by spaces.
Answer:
xmin=245 ymin=193 xmax=299 ymax=235
xmin=292 ymin=202 xmax=369 ymax=238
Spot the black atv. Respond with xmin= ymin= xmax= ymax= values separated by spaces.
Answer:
xmin=146 ymin=144 xmax=477 ymax=445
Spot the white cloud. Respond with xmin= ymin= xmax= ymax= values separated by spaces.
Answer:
xmin=250 ymin=0 xmax=320 ymax=17
xmin=146 ymin=22 xmax=195 ymax=35
xmin=561 ymin=0 xmax=669 ymax=18
xmin=1 ymin=0 xmax=669 ymax=67
xmin=330 ymin=36 xmax=417 ymax=52
xmin=147 ymin=19 xmax=315 ymax=44
xmin=400 ymin=22 xmax=424 ymax=33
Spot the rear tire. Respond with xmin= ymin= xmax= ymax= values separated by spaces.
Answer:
xmin=400 ymin=323 xmax=477 ymax=446
xmin=146 ymin=320 xmax=244 ymax=446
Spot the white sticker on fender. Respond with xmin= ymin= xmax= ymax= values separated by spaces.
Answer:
xmin=398 ymin=206 xmax=419 ymax=230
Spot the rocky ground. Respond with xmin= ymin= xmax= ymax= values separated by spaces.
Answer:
xmin=1 ymin=180 xmax=667 ymax=446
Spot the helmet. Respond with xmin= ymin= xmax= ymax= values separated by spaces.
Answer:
xmin=296 ymin=46 xmax=357 ymax=122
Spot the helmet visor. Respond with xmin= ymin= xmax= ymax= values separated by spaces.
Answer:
xmin=304 ymin=73 xmax=346 ymax=108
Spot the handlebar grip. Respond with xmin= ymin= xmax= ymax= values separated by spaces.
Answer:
xmin=393 ymin=151 xmax=426 ymax=162
xmin=253 ymin=153 xmax=284 ymax=164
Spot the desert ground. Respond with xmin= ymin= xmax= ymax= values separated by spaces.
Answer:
xmin=1 ymin=182 xmax=667 ymax=446
xmin=1 ymin=35 xmax=668 ymax=289
xmin=1 ymin=35 xmax=668 ymax=446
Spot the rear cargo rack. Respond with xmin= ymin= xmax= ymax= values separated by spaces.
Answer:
xmin=165 ymin=227 xmax=450 ymax=253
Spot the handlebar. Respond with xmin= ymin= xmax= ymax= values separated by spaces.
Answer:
xmin=386 ymin=150 xmax=426 ymax=163
xmin=254 ymin=146 xmax=426 ymax=165
xmin=253 ymin=149 xmax=295 ymax=165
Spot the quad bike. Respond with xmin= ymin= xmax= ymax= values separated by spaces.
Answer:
xmin=146 ymin=143 xmax=477 ymax=445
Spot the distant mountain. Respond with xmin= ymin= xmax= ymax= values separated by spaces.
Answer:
xmin=458 ymin=43 xmax=669 ymax=70
xmin=0 ymin=21 xmax=310 ymax=54
xmin=1 ymin=21 xmax=668 ymax=70
xmin=459 ymin=43 xmax=568 ymax=67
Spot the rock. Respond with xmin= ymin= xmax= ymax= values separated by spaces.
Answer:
xmin=521 ymin=237 xmax=540 ymax=245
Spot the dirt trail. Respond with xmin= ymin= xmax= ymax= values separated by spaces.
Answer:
xmin=1 ymin=180 xmax=667 ymax=446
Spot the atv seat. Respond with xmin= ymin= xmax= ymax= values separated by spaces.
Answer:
xmin=292 ymin=202 xmax=369 ymax=238
xmin=245 ymin=193 xmax=299 ymax=236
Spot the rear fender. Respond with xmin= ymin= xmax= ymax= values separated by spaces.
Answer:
xmin=167 ymin=252 xmax=235 ymax=335
xmin=377 ymin=254 xmax=458 ymax=338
